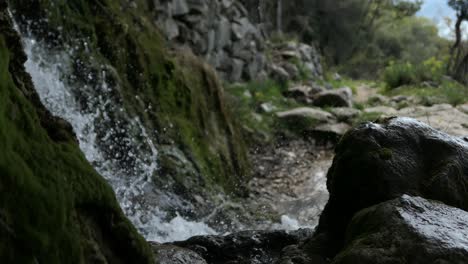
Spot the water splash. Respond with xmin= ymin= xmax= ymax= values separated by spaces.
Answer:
xmin=21 ymin=36 xmax=217 ymax=242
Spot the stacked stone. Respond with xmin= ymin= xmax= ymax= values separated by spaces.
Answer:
xmin=154 ymin=0 xmax=266 ymax=82
xmin=153 ymin=0 xmax=322 ymax=83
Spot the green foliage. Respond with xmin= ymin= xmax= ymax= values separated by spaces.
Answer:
xmin=383 ymin=57 xmax=447 ymax=89
xmin=448 ymin=0 xmax=468 ymax=15
xmin=385 ymin=79 xmax=468 ymax=106
xmin=226 ymin=80 xmax=300 ymax=143
xmin=383 ymin=61 xmax=418 ymax=88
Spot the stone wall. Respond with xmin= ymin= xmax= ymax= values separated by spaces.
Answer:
xmin=154 ymin=0 xmax=322 ymax=82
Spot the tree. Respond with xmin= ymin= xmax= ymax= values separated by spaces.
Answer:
xmin=447 ymin=0 xmax=468 ymax=83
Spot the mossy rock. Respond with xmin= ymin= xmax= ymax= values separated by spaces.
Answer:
xmin=0 ymin=6 xmax=153 ymax=263
xmin=10 ymin=0 xmax=250 ymax=198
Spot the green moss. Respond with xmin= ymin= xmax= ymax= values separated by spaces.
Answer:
xmin=0 ymin=34 xmax=153 ymax=263
xmin=11 ymin=0 xmax=250 ymax=195
xmin=226 ymin=80 xmax=304 ymax=144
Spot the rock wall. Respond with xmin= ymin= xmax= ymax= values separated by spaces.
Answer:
xmin=154 ymin=0 xmax=323 ymax=82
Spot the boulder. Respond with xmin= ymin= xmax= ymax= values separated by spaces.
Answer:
xmin=313 ymin=87 xmax=353 ymax=108
xmin=333 ymin=195 xmax=468 ymax=264
xmin=173 ymin=229 xmax=314 ymax=264
xmin=312 ymin=123 xmax=352 ymax=142
xmin=276 ymin=107 xmax=335 ymax=125
xmin=283 ymin=85 xmax=313 ymax=103
xmin=329 ymin=107 xmax=361 ymax=122
xmin=302 ymin=117 xmax=468 ymax=260
xmin=152 ymin=243 xmax=207 ymax=264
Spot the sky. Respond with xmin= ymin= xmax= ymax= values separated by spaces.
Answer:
xmin=417 ymin=0 xmax=464 ymax=38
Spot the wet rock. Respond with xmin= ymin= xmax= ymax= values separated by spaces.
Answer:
xmin=152 ymin=243 xmax=207 ymax=264
xmin=333 ymin=195 xmax=468 ymax=264
xmin=303 ymin=117 xmax=468 ymax=259
xmin=313 ymin=87 xmax=352 ymax=108
xmin=329 ymin=107 xmax=361 ymax=123
xmin=276 ymin=107 xmax=335 ymax=125
xmin=173 ymin=229 xmax=314 ymax=264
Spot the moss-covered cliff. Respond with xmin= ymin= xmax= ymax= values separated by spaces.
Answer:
xmin=0 ymin=2 xmax=154 ymax=263
xmin=10 ymin=0 xmax=250 ymax=201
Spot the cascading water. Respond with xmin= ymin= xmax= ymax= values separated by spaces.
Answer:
xmin=20 ymin=34 xmax=217 ymax=243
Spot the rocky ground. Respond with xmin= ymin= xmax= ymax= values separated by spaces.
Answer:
xmin=225 ymin=76 xmax=468 ymax=245
xmin=248 ymin=140 xmax=332 ymax=228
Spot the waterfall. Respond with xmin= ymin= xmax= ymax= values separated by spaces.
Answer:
xmin=20 ymin=35 xmax=217 ymax=243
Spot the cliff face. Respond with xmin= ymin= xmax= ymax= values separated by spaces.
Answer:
xmin=0 ymin=2 xmax=154 ymax=263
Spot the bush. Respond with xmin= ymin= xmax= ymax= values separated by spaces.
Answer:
xmin=383 ymin=57 xmax=446 ymax=89
xmin=383 ymin=61 xmax=418 ymax=89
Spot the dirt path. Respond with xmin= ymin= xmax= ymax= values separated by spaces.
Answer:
xmin=354 ymin=83 xmax=378 ymax=103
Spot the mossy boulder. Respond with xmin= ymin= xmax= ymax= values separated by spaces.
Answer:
xmin=0 ymin=4 xmax=154 ymax=263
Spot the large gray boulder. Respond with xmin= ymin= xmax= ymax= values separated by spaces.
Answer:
xmin=301 ymin=117 xmax=468 ymax=261
xmin=333 ymin=195 xmax=468 ymax=264
xmin=313 ymin=87 xmax=353 ymax=108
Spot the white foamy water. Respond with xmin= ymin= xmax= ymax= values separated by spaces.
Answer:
xmin=21 ymin=36 xmax=217 ymax=242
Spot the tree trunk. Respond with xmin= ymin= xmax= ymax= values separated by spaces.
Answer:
xmin=276 ymin=0 xmax=282 ymax=33
xmin=448 ymin=12 xmax=465 ymax=73
xmin=454 ymin=52 xmax=468 ymax=84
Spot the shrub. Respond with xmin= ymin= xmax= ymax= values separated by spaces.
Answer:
xmin=383 ymin=61 xmax=418 ymax=89
xmin=383 ymin=57 xmax=446 ymax=89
